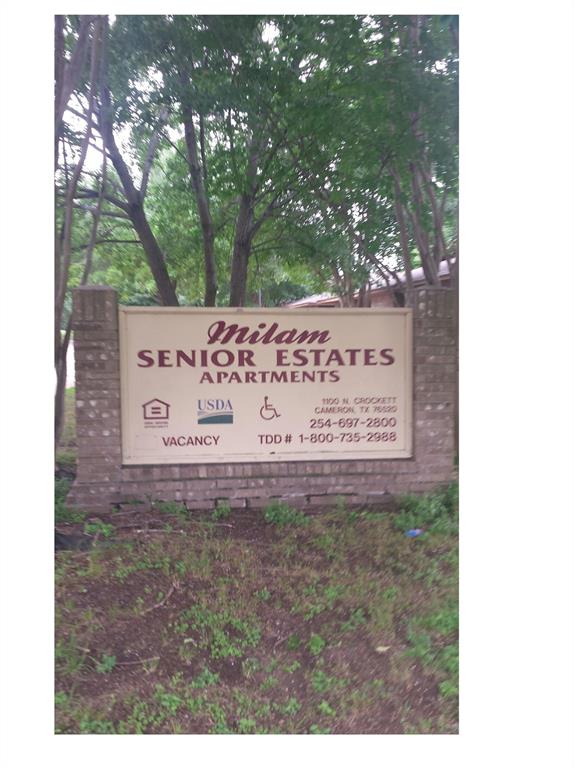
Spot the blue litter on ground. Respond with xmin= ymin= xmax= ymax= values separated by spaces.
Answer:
xmin=405 ymin=529 xmax=423 ymax=537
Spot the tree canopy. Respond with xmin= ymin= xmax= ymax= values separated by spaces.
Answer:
xmin=54 ymin=14 xmax=458 ymax=442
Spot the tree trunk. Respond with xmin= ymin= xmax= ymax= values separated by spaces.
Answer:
xmin=55 ymin=156 xmax=107 ymax=448
xmin=99 ymin=16 xmax=178 ymax=306
xmin=390 ymin=168 xmax=414 ymax=294
xmin=181 ymin=74 xmax=218 ymax=306
xmin=97 ymin=128 xmax=178 ymax=305
xmin=127 ymin=204 xmax=179 ymax=306
xmin=229 ymin=195 xmax=254 ymax=307
xmin=55 ymin=15 xmax=94 ymax=170
xmin=228 ymin=127 xmax=263 ymax=307
xmin=97 ymin=141 xmax=178 ymax=307
xmin=55 ymin=327 xmax=71 ymax=448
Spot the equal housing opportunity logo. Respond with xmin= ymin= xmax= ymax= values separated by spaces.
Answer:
xmin=142 ymin=398 xmax=170 ymax=421
xmin=197 ymin=398 xmax=233 ymax=424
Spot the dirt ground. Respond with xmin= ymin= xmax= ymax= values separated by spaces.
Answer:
xmin=55 ymin=488 xmax=458 ymax=734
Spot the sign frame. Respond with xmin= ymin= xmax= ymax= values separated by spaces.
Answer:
xmin=119 ymin=306 xmax=413 ymax=465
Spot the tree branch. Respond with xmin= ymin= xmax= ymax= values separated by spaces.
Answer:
xmin=140 ymin=106 xmax=169 ymax=201
xmin=79 ymin=151 xmax=107 ymax=285
xmin=56 ymin=16 xmax=103 ymax=357
xmin=73 ymin=238 xmax=141 ymax=250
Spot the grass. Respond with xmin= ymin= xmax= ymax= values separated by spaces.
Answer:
xmin=263 ymin=500 xmax=309 ymax=527
xmin=55 ymin=485 xmax=458 ymax=734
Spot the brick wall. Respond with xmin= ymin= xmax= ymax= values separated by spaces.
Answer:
xmin=68 ymin=286 xmax=456 ymax=513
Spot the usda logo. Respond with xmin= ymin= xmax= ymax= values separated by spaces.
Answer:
xmin=197 ymin=398 xmax=233 ymax=424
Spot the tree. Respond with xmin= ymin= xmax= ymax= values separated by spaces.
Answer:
xmin=55 ymin=15 xmax=104 ymax=446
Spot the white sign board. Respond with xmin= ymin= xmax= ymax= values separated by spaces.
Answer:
xmin=119 ymin=307 xmax=413 ymax=464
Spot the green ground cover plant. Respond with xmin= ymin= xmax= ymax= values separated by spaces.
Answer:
xmin=55 ymin=482 xmax=459 ymax=734
xmin=263 ymin=501 xmax=309 ymax=527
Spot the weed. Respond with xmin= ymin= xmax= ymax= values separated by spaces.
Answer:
xmin=394 ymin=483 xmax=458 ymax=535
xmin=265 ymin=658 xmax=279 ymax=673
xmin=154 ymin=500 xmax=189 ymax=523
xmin=361 ymin=509 xmax=387 ymax=522
xmin=368 ymin=586 xmax=401 ymax=633
xmin=383 ymin=586 xmax=398 ymax=601
xmin=317 ymin=700 xmax=336 ymax=717
xmin=56 ymin=448 xmax=77 ymax=470
xmin=185 ymin=695 xmax=206 ymax=716
xmin=242 ymin=657 xmax=261 ymax=678
xmin=212 ymin=499 xmax=231 ymax=521
xmin=55 ymin=483 xmax=458 ymax=734
xmin=405 ymin=604 xmax=458 ymax=704
xmin=308 ymin=634 xmax=326 ymax=656
xmin=154 ymin=685 xmax=183 ymax=715
xmin=286 ymin=634 xmax=301 ymax=651
xmin=55 ymin=479 xmax=86 ymax=524
xmin=293 ymin=582 xmax=344 ymax=620
xmin=55 ymin=477 xmax=70 ymax=506
xmin=237 ymin=718 xmax=257 ymax=734
xmin=113 ymin=551 xmax=172 ymax=581
xmin=95 ymin=653 xmax=116 ymax=674
xmin=260 ymin=675 xmax=278 ymax=691
xmin=79 ymin=716 xmax=115 ymax=734
xmin=314 ymin=533 xmax=338 ymax=561
xmin=282 ymin=697 xmax=301 ymax=716
xmin=118 ymin=699 xmax=166 ymax=734
xmin=403 ymin=718 xmax=435 ymax=735
xmin=340 ymin=607 xmax=367 ymax=633
xmin=263 ymin=501 xmax=308 ymax=527
xmin=55 ymin=635 xmax=88 ymax=677
xmin=191 ymin=667 xmax=220 ymax=688
xmin=55 ymin=691 xmax=69 ymax=708
xmin=176 ymin=605 xmax=260 ymax=659
xmin=309 ymin=723 xmax=331 ymax=734
xmin=207 ymin=702 xmax=230 ymax=734
xmin=439 ymin=679 xmax=458 ymax=699
xmin=311 ymin=670 xmax=339 ymax=694
xmin=84 ymin=520 xmax=115 ymax=539
xmin=178 ymin=641 xmax=196 ymax=664
xmin=420 ymin=605 xmax=458 ymax=636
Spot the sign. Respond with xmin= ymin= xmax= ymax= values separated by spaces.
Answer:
xmin=119 ymin=307 xmax=413 ymax=464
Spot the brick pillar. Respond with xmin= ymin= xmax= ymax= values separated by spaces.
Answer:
xmin=411 ymin=287 xmax=457 ymax=485
xmin=67 ymin=286 xmax=122 ymax=513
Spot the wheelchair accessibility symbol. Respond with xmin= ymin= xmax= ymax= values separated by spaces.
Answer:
xmin=259 ymin=395 xmax=281 ymax=420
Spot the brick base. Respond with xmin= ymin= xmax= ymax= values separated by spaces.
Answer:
xmin=68 ymin=286 xmax=456 ymax=513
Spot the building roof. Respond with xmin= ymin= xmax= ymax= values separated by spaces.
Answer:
xmin=287 ymin=260 xmax=453 ymax=307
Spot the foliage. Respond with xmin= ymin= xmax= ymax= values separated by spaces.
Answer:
xmin=175 ymin=605 xmax=261 ymax=660
xmin=55 ymin=479 xmax=86 ymax=524
xmin=154 ymin=500 xmax=189 ymax=524
xmin=191 ymin=667 xmax=220 ymax=689
xmin=56 ymin=14 xmax=458 ymax=312
xmin=394 ymin=483 xmax=458 ymax=535
xmin=212 ymin=499 xmax=231 ymax=521
xmin=95 ymin=653 xmax=117 ymax=674
xmin=263 ymin=501 xmax=308 ymax=527
xmin=405 ymin=601 xmax=458 ymax=701
xmin=56 ymin=481 xmax=458 ymax=734
xmin=308 ymin=634 xmax=326 ymax=656
xmin=84 ymin=520 xmax=115 ymax=539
